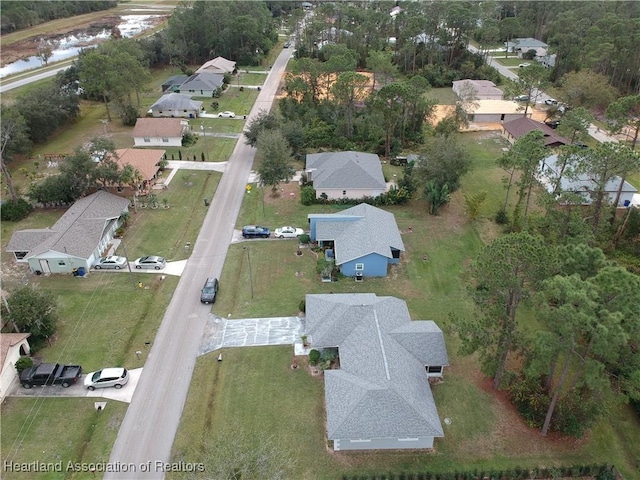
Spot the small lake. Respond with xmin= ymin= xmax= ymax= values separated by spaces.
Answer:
xmin=0 ymin=15 xmax=161 ymax=79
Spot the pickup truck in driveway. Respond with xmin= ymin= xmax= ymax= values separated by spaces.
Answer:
xmin=20 ymin=363 xmax=83 ymax=388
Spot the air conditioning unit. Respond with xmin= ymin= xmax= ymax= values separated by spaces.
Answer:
xmin=355 ymin=272 xmax=363 ymax=282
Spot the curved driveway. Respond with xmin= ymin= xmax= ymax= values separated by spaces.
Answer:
xmin=104 ymin=49 xmax=293 ymax=479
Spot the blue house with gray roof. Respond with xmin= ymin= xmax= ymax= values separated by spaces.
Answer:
xmin=305 ymin=293 xmax=448 ymax=451
xmin=305 ymin=151 xmax=386 ymax=200
xmin=308 ymin=203 xmax=404 ymax=277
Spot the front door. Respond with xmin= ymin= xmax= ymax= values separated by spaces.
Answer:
xmin=38 ymin=259 xmax=51 ymax=273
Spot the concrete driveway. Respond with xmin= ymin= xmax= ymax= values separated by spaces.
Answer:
xmin=199 ymin=315 xmax=304 ymax=355
xmin=10 ymin=368 xmax=143 ymax=403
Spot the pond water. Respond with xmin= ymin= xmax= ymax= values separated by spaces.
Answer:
xmin=0 ymin=15 xmax=161 ymax=78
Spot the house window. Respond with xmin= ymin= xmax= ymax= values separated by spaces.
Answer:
xmin=58 ymin=261 xmax=66 ymax=266
xmin=14 ymin=252 xmax=27 ymax=260
xmin=143 ymin=137 xmax=151 ymax=143
xmin=349 ymin=439 xmax=371 ymax=443
xmin=392 ymin=249 xmax=400 ymax=259
xmin=355 ymin=263 xmax=364 ymax=271
xmin=162 ymin=137 xmax=169 ymax=143
xmin=342 ymin=190 xmax=347 ymax=195
xmin=427 ymin=366 xmax=443 ymax=374
xmin=398 ymin=438 xmax=419 ymax=442
xmin=158 ymin=111 xmax=163 ymax=114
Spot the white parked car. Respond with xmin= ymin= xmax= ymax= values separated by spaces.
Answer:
xmin=94 ymin=256 xmax=128 ymax=270
xmin=84 ymin=367 xmax=129 ymax=390
xmin=217 ymin=111 xmax=236 ymax=118
xmin=273 ymin=226 xmax=304 ymax=238
xmin=133 ymin=255 xmax=166 ymax=270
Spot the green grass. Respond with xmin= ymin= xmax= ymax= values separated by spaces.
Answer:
xmin=121 ymin=170 xmax=222 ymax=261
xmin=427 ymin=87 xmax=461 ymax=105
xmin=1 ymin=398 xmax=128 ymax=480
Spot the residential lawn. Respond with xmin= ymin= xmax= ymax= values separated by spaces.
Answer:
xmin=122 ymin=170 xmax=222 ymax=261
xmin=162 ymin=138 xmax=238 ymax=163
xmin=493 ymin=57 xmax=529 ymax=67
xmin=427 ymin=87 xmax=460 ymax=105
xmin=0 ymin=398 xmax=128 ymax=480
xmin=32 ymin=273 xmax=179 ymax=370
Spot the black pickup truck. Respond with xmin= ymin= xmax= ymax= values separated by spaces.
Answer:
xmin=20 ymin=363 xmax=83 ymax=388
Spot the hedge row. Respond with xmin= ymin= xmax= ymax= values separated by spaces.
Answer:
xmin=340 ymin=464 xmax=617 ymax=480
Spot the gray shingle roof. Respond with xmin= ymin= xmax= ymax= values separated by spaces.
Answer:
xmin=6 ymin=191 xmax=130 ymax=259
xmin=178 ymin=72 xmax=224 ymax=92
xmin=305 ymin=293 xmax=448 ymax=440
xmin=313 ymin=204 xmax=404 ymax=265
xmin=151 ymin=93 xmax=203 ymax=111
xmin=306 ymin=151 xmax=386 ymax=190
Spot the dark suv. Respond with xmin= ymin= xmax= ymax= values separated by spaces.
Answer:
xmin=200 ymin=277 xmax=219 ymax=304
xmin=242 ymin=225 xmax=270 ymax=238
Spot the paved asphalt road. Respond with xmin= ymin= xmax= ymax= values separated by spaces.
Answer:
xmin=0 ymin=63 xmax=72 ymax=93
xmin=103 ymin=48 xmax=293 ymax=480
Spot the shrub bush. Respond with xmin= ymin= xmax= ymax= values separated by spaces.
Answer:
xmin=495 ymin=207 xmax=509 ymax=225
xmin=309 ymin=349 xmax=320 ymax=365
xmin=15 ymin=356 xmax=33 ymax=374
xmin=1 ymin=197 xmax=33 ymax=221
xmin=298 ymin=299 xmax=305 ymax=312
xmin=300 ymin=185 xmax=316 ymax=205
xmin=299 ymin=234 xmax=310 ymax=244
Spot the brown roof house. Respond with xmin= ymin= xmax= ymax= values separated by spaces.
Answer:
xmin=502 ymin=117 xmax=569 ymax=148
xmin=110 ymin=148 xmax=166 ymax=194
xmin=133 ymin=118 xmax=188 ymax=147
xmin=6 ymin=191 xmax=130 ymax=274
xmin=196 ymin=56 xmax=236 ymax=75
xmin=1 ymin=333 xmax=31 ymax=402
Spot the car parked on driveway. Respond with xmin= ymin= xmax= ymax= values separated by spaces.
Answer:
xmin=514 ymin=95 xmax=530 ymax=102
xmin=84 ymin=367 xmax=129 ymax=390
xmin=242 ymin=225 xmax=270 ymax=238
xmin=545 ymin=98 xmax=558 ymax=105
xmin=218 ymin=111 xmax=235 ymax=118
xmin=544 ymin=120 xmax=561 ymax=129
xmin=133 ymin=256 xmax=166 ymax=269
xmin=200 ymin=277 xmax=219 ymax=304
xmin=274 ymin=226 xmax=304 ymax=238
xmin=94 ymin=256 xmax=128 ymax=269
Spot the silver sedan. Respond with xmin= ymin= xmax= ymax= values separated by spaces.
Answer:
xmin=133 ymin=256 xmax=166 ymax=270
xmin=94 ymin=256 xmax=128 ymax=269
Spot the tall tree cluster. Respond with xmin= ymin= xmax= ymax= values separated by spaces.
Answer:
xmin=0 ymin=1 xmax=116 ymax=34
xmin=160 ymin=1 xmax=278 ymax=66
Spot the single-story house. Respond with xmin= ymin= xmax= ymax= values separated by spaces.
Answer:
xmin=539 ymin=154 xmax=639 ymax=207
xmin=505 ymin=37 xmax=548 ymax=55
xmin=175 ymin=72 xmax=224 ymax=97
xmin=161 ymin=74 xmax=189 ymax=93
xmin=196 ymin=56 xmax=236 ymax=75
xmin=306 ymin=151 xmax=386 ymax=200
xmin=6 ymin=191 xmax=130 ymax=274
xmin=538 ymin=53 xmax=557 ymax=69
xmin=110 ymin=148 xmax=166 ymax=194
xmin=464 ymin=99 xmax=528 ymax=123
xmin=133 ymin=118 xmax=187 ymax=147
xmin=304 ymin=293 xmax=449 ymax=451
xmin=0 ymin=333 xmax=30 ymax=402
xmin=308 ymin=203 xmax=404 ymax=278
xmin=503 ymin=117 xmax=569 ymax=148
xmin=149 ymin=93 xmax=203 ymax=118
xmin=453 ymin=79 xmax=503 ymax=101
